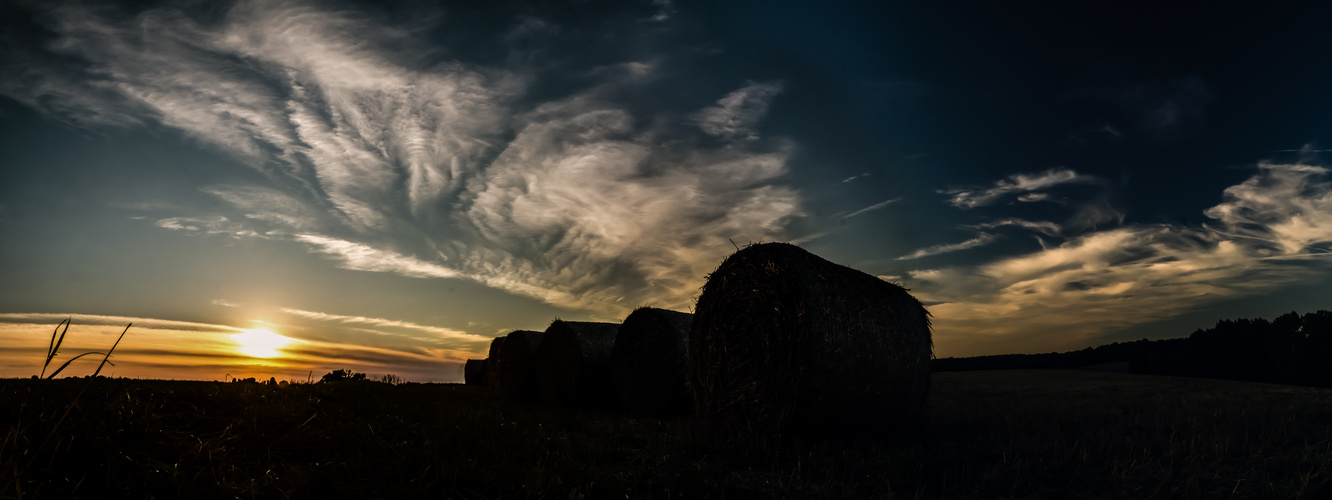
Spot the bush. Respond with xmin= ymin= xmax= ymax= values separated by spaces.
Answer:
xmin=321 ymin=369 xmax=367 ymax=383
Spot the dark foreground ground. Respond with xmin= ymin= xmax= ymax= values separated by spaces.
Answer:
xmin=3 ymin=370 xmax=1331 ymax=499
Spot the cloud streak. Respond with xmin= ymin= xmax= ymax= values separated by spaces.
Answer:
xmin=966 ymin=218 xmax=1063 ymax=237
xmin=941 ymin=168 xmax=1098 ymax=209
xmin=279 ymin=307 xmax=490 ymax=343
xmin=294 ymin=234 xmax=463 ymax=280
xmin=843 ymin=197 xmax=900 ymax=219
xmin=692 ymin=80 xmax=784 ymax=141
xmin=897 ymin=233 xmax=998 ymax=260
xmin=912 ymin=163 xmax=1332 ymax=355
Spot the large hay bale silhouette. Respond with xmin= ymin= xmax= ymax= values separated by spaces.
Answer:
xmin=534 ymin=320 xmax=620 ymax=408
xmin=485 ymin=336 xmax=506 ymax=387
xmin=688 ymin=242 xmax=932 ymax=436
xmin=493 ymin=330 xmax=544 ymax=402
xmin=464 ymin=359 xmax=487 ymax=386
xmin=610 ymin=307 xmax=693 ymax=415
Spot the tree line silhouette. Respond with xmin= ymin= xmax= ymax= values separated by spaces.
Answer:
xmin=934 ymin=310 xmax=1332 ymax=387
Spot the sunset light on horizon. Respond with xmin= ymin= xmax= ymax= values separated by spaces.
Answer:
xmin=232 ymin=328 xmax=298 ymax=359
xmin=3 ymin=0 xmax=1332 ymax=383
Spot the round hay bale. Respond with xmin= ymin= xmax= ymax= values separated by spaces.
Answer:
xmin=464 ymin=359 xmax=487 ymax=386
xmin=493 ymin=330 xmax=544 ymax=402
xmin=610 ymin=307 xmax=693 ymax=415
xmin=485 ymin=336 xmax=506 ymax=389
xmin=688 ymin=242 xmax=932 ymax=436
xmin=534 ymin=320 xmax=620 ymax=408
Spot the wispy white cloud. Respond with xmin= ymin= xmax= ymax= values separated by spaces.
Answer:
xmin=789 ymin=231 xmax=833 ymax=245
xmin=912 ymin=163 xmax=1332 ymax=355
xmin=0 ymin=312 xmax=243 ymax=333
xmin=966 ymin=218 xmax=1063 ymax=237
xmin=111 ymin=200 xmax=191 ymax=212
xmin=1203 ymin=163 xmax=1332 ymax=255
xmin=842 ymin=172 xmax=871 ymax=183
xmin=896 ymin=233 xmax=997 ymax=260
xmin=692 ymin=80 xmax=784 ymax=141
xmin=842 ymin=197 xmax=900 ymax=219
xmin=1 ymin=1 xmax=802 ymax=322
xmin=153 ymin=216 xmax=258 ymax=238
xmin=200 ymin=185 xmax=325 ymax=232
xmin=294 ymin=234 xmax=463 ymax=280
xmin=278 ymin=307 xmax=489 ymax=343
xmin=6 ymin=0 xmax=515 ymax=232
xmin=461 ymin=87 xmax=800 ymax=316
xmin=941 ymin=168 xmax=1098 ymax=209
xmin=210 ymin=299 xmax=241 ymax=308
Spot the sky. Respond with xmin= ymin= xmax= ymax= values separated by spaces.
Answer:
xmin=2 ymin=0 xmax=1331 ymax=382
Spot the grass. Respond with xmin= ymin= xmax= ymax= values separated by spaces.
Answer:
xmin=38 ymin=319 xmax=131 ymax=380
xmin=2 ymin=370 xmax=1330 ymax=499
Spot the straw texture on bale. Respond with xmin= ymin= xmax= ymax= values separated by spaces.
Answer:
xmin=493 ymin=330 xmax=544 ymax=402
xmin=688 ymin=242 xmax=932 ymax=436
xmin=610 ymin=307 xmax=694 ymax=415
xmin=485 ymin=337 xmax=506 ymax=389
xmin=464 ymin=359 xmax=487 ymax=386
xmin=534 ymin=321 xmax=620 ymax=408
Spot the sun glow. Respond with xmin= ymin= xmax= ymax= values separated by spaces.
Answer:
xmin=232 ymin=328 xmax=295 ymax=358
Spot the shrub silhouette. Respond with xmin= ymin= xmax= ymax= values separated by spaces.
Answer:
xmin=936 ymin=309 xmax=1332 ymax=389
xmin=321 ymin=369 xmax=367 ymax=383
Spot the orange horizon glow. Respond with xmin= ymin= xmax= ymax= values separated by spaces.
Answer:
xmin=0 ymin=315 xmax=474 ymax=383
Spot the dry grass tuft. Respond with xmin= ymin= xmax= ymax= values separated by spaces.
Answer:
xmin=610 ymin=307 xmax=693 ymax=415
xmin=688 ymin=242 xmax=932 ymax=437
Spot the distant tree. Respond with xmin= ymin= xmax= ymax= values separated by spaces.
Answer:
xmin=379 ymin=373 xmax=403 ymax=385
xmin=1300 ymin=310 xmax=1332 ymax=386
xmin=320 ymin=369 xmax=367 ymax=383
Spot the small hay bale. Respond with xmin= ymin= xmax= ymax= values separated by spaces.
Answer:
xmin=688 ymin=242 xmax=932 ymax=436
xmin=493 ymin=330 xmax=545 ymax=402
xmin=534 ymin=320 xmax=620 ymax=408
xmin=464 ymin=359 xmax=487 ymax=386
xmin=610 ymin=307 xmax=693 ymax=415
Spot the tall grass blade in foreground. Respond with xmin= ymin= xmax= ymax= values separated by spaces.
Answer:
xmin=37 ymin=319 xmax=133 ymax=379
xmin=93 ymin=323 xmax=131 ymax=377
xmin=39 ymin=317 xmax=72 ymax=378
xmin=45 ymin=352 xmax=107 ymax=380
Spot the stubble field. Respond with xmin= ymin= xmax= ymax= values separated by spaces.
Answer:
xmin=4 ymin=369 xmax=1331 ymax=499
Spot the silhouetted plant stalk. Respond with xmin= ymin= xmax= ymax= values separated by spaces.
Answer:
xmin=39 ymin=317 xmax=132 ymax=379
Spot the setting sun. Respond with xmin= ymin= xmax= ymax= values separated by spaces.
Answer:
xmin=232 ymin=328 xmax=295 ymax=358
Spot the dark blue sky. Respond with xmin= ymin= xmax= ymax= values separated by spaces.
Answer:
xmin=2 ymin=0 xmax=1331 ymax=380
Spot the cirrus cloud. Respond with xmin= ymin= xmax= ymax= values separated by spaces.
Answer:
xmin=1 ymin=0 xmax=802 ymax=321
xmin=941 ymin=168 xmax=1099 ymax=209
xmin=911 ymin=163 xmax=1332 ymax=355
